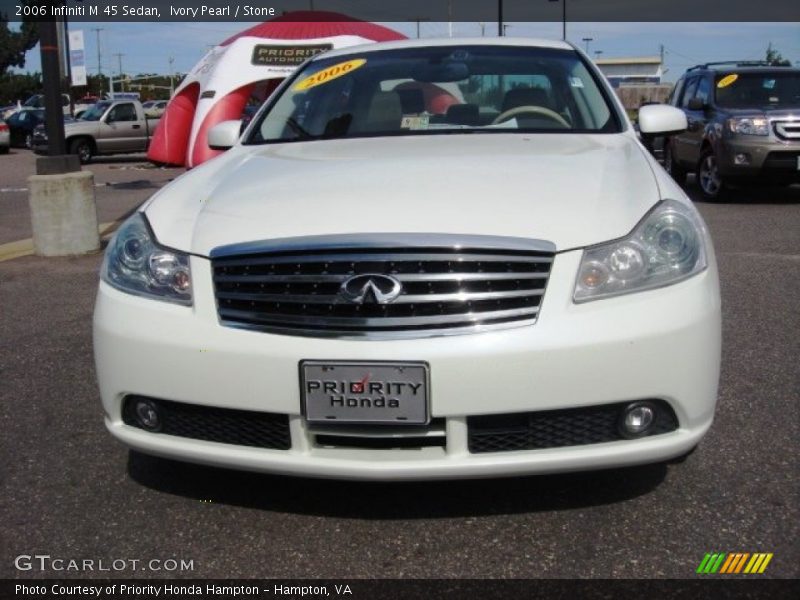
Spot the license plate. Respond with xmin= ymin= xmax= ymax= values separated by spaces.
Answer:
xmin=301 ymin=361 xmax=429 ymax=425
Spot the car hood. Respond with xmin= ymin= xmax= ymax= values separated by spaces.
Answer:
xmin=144 ymin=133 xmax=661 ymax=256
xmin=724 ymin=107 xmax=800 ymax=117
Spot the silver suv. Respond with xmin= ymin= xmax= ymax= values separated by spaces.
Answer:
xmin=664 ymin=61 xmax=800 ymax=199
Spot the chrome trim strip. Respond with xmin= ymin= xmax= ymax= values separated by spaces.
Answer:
xmin=214 ymin=252 xmax=554 ymax=267
xmin=769 ymin=116 xmax=800 ymax=141
xmin=219 ymin=305 xmax=539 ymax=328
xmin=219 ymin=317 xmax=538 ymax=340
xmin=216 ymin=288 xmax=543 ymax=305
xmin=210 ymin=233 xmax=557 ymax=259
xmin=214 ymin=271 xmax=550 ymax=284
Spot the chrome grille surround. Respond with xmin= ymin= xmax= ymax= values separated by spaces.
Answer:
xmin=773 ymin=120 xmax=800 ymax=141
xmin=210 ymin=234 xmax=556 ymax=339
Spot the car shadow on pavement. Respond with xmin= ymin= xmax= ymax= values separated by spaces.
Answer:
xmin=127 ymin=451 xmax=667 ymax=518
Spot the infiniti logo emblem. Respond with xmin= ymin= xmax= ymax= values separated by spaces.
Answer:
xmin=339 ymin=274 xmax=403 ymax=305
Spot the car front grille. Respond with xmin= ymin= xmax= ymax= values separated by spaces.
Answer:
xmin=773 ymin=120 xmax=800 ymax=141
xmin=211 ymin=234 xmax=555 ymax=339
xmin=122 ymin=396 xmax=291 ymax=450
xmin=467 ymin=401 xmax=678 ymax=453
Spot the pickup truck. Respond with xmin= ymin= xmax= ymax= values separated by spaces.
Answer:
xmin=33 ymin=99 xmax=160 ymax=163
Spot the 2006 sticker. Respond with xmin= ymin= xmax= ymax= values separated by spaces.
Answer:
xmin=717 ymin=74 xmax=738 ymax=88
xmin=293 ymin=59 xmax=367 ymax=91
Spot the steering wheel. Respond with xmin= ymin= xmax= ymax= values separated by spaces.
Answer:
xmin=492 ymin=105 xmax=571 ymax=128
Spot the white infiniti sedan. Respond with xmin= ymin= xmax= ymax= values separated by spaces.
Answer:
xmin=93 ymin=38 xmax=721 ymax=480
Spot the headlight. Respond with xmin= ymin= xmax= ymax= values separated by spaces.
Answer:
xmin=727 ymin=117 xmax=769 ymax=136
xmin=101 ymin=213 xmax=192 ymax=305
xmin=574 ymin=200 xmax=707 ymax=302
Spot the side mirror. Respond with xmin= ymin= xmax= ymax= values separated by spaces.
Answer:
xmin=687 ymin=97 xmax=706 ymax=111
xmin=208 ymin=120 xmax=242 ymax=150
xmin=638 ymin=104 xmax=688 ymax=137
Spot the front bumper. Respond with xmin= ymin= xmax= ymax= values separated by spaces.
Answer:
xmin=94 ymin=249 xmax=722 ymax=481
xmin=717 ymin=135 xmax=800 ymax=180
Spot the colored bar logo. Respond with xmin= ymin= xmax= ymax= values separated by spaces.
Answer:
xmin=696 ymin=552 xmax=773 ymax=574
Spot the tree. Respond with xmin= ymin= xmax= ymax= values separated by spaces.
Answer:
xmin=0 ymin=71 xmax=41 ymax=104
xmin=0 ymin=4 xmax=40 ymax=75
xmin=765 ymin=43 xmax=791 ymax=67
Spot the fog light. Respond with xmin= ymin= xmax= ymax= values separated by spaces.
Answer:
xmin=134 ymin=398 xmax=161 ymax=431
xmin=734 ymin=153 xmax=751 ymax=166
xmin=620 ymin=402 xmax=656 ymax=437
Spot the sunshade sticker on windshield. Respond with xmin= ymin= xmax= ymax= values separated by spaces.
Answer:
xmin=293 ymin=59 xmax=367 ymax=92
xmin=401 ymin=115 xmax=430 ymax=130
xmin=717 ymin=74 xmax=738 ymax=88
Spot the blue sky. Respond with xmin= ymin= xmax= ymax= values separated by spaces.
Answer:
xmin=15 ymin=21 xmax=800 ymax=83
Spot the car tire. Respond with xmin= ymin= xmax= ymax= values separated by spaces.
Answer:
xmin=70 ymin=138 xmax=93 ymax=164
xmin=664 ymin=141 xmax=687 ymax=186
xmin=697 ymin=148 xmax=729 ymax=201
xmin=0 ymin=145 xmax=9 ymax=155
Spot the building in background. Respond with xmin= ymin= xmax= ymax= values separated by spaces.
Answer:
xmin=595 ymin=56 xmax=663 ymax=88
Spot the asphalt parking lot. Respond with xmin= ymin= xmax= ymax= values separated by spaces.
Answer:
xmin=0 ymin=148 xmax=798 ymax=580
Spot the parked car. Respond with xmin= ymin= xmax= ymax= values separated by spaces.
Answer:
xmin=0 ymin=102 xmax=21 ymax=120
xmin=142 ymin=100 xmax=168 ymax=118
xmin=664 ymin=61 xmax=800 ymax=199
xmin=94 ymin=38 xmax=720 ymax=481
xmin=0 ymin=119 xmax=9 ymax=153
xmin=20 ymin=93 xmax=73 ymax=117
xmin=5 ymin=108 xmax=45 ymax=148
xmin=34 ymin=99 xmax=160 ymax=163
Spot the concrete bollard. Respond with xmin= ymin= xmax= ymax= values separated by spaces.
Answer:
xmin=28 ymin=170 xmax=100 ymax=256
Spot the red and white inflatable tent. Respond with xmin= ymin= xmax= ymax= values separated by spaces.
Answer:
xmin=147 ymin=11 xmax=406 ymax=168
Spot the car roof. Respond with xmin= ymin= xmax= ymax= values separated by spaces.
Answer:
xmin=684 ymin=64 xmax=799 ymax=77
xmin=314 ymin=37 xmax=574 ymax=62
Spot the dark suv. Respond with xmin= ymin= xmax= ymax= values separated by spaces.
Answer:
xmin=664 ymin=61 xmax=799 ymax=199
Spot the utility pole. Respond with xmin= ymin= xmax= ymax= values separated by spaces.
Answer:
xmin=410 ymin=18 xmax=428 ymax=39
xmin=447 ymin=0 xmax=453 ymax=38
xmin=39 ymin=19 xmax=67 ymax=157
xmin=114 ymin=53 xmax=124 ymax=91
xmin=479 ymin=22 xmax=486 ymax=37
xmin=547 ymin=0 xmax=566 ymax=41
xmin=29 ymin=12 xmax=99 ymax=258
xmin=92 ymin=28 xmax=103 ymax=95
xmin=498 ymin=0 xmax=503 ymax=37
xmin=582 ymin=37 xmax=593 ymax=53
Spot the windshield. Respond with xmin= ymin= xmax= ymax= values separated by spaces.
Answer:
xmin=23 ymin=95 xmax=43 ymax=108
xmin=80 ymin=101 xmax=111 ymax=121
xmin=248 ymin=45 xmax=620 ymax=144
xmin=715 ymin=72 xmax=800 ymax=108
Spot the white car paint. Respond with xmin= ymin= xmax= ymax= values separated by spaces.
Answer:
xmin=94 ymin=38 xmax=721 ymax=480
xmin=146 ymin=133 xmax=661 ymax=255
